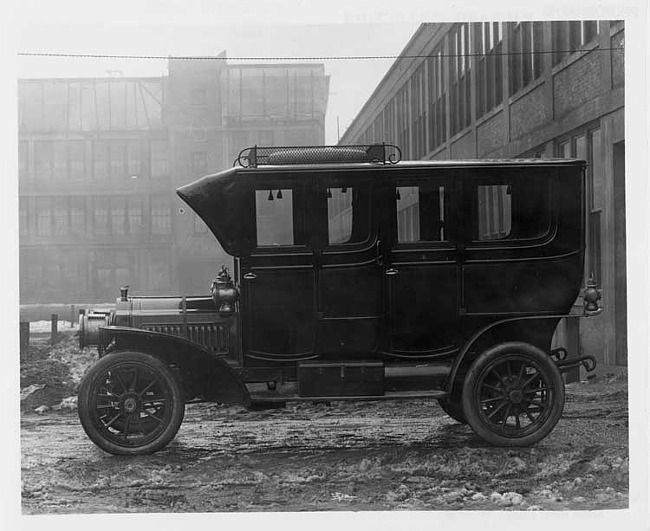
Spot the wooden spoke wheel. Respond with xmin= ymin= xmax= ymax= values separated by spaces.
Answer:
xmin=78 ymin=351 xmax=185 ymax=455
xmin=462 ymin=342 xmax=565 ymax=446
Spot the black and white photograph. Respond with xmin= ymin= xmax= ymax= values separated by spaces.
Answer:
xmin=2 ymin=0 xmax=648 ymax=529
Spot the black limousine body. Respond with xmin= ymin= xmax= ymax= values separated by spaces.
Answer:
xmin=77 ymin=144 xmax=601 ymax=455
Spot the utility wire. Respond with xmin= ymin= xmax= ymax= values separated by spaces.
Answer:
xmin=17 ymin=48 xmax=623 ymax=61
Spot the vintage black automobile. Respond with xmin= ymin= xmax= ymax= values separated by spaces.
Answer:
xmin=78 ymin=144 xmax=601 ymax=455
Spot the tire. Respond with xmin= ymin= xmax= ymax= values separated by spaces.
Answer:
xmin=437 ymin=397 xmax=467 ymax=424
xmin=462 ymin=342 xmax=565 ymax=447
xmin=78 ymin=351 xmax=185 ymax=455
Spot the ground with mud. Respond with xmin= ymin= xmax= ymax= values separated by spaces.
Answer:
xmin=20 ymin=334 xmax=629 ymax=514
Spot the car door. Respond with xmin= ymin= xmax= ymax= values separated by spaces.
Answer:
xmin=314 ymin=173 xmax=383 ymax=355
xmin=385 ymin=172 xmax=460 ymax=355
xmin=240 ymin=174 xmax=316 ymax=360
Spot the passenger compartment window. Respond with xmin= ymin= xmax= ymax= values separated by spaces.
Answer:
xmin=396 ymin=185 xmax=447 ymax=243
xmin=327 ymin=186 xmax=370 ymax=245
xmin=473 ymin=177 xmax=551 ymax=242
xmin=255 ymin=188 xmax=301 ymax=247
xmin=477 ymin=184 xmax=512 ymax=240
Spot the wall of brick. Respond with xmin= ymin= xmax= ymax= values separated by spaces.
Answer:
xmin=477 ymin=111 xmax=507 ymax=156
xmin=510 ymin=84 xmax=550 ymax=141
xmin=553 ymin=50 xmax=602 ymax=118
xmin=450 ymin=131 xmax=476 ymax=159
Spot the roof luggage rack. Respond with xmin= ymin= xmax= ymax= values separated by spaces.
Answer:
xmin=234 ymin=143 xmax=402 ymax=168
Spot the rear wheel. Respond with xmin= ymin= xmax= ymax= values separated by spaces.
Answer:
xmin=462 ymin=342 xmax=564 ymax=446
xmin=78 ymin=351 xmax=185 ymax=455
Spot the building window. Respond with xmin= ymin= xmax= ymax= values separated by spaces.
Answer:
xmin=111 ymin=199 xmax=126 ymax=235
xmin=556 ymin=127 xmax=602 ymax=283
xmin=127 ymin=140 xmax=142 ymax=177
xmin=35 ymin=197 xmax=51 ymax=236
xmin=94 ymin=250 xmax=132 ymax=297
xmin=68 ymin=141 xmax=85 ymax=180
xmin=449 ymin=23 xmax=472 ymax=137
xmin=477 ymin=22 xmax=503 ymax=117
xmin=395 ymin=85 xmax=410 ymax=158
xmin=148 ymin=251 xmax=171 ymax=291
xmin=31 ymin=141 xmax=85 ymax=181
xmin=69 ymin=198 xmax=86 ymax=237
xmin=151 ymin=140 xmax=170 ymax=177
xmin=510 ymin=22 xmax=543 ymax=96
xmin=371 ymin=114 xmax=384 ymax=144
xmin=93 ymin=141 xmax=108 ymax=180
xmin=151 ymin=196 xmax=171 ymax=234
xmin=383 ymin=99 xmax=396 ymax=145
xmin=570 ymin=21 xmax=598 ymax=50
xmin=93 ymin=197 xmax=110 ymax=235
xmin=108 ymin=140 xmax=126 ymax=179
xmin=52 ymin=142 xmax=68 ymax=180
xmin=553 ymin=21 xmax=599 ymax=65
xmin=427 ymin=48 xmax=446 ymax=151
xmin=127 ymin=196 xmax=143 ymax=234
xmin=410 ymin=65 xmax=427 ymax=159
xmin=53 ymin=199 xmax=68 ymax=235
xmin=34 ymin=142 xmax=53 ymax=180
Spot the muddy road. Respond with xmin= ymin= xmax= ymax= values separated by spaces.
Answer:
xmin=21 ymin=369 xmax=628 ymax=514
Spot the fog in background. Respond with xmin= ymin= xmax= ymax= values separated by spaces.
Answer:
xmin=15 ymin=18 xmax=420 ymax=145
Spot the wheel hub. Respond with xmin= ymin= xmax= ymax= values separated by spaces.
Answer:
xmin=508 ymin=389 xmax=524 ymax=404
xmin=123 ymin=396 xmax=138 ymax=413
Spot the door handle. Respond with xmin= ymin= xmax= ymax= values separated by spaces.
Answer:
xmin=385 ymin=267 xmax=399 ymax=276
xmin=243 ymin=272 xmax=257 ymax=280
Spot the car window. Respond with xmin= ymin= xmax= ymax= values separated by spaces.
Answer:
xmin=254 ymin=186 xmax=304 ymax=247
xmin=471 ymin=175 xmax=552 ymax=242
xmin=395 ymin=184 xmax=448 ymax=243
xmin=326 ymin=185 xmax=370 ymax=246
xmin=476 ymin=184 xmax=512 ymax=240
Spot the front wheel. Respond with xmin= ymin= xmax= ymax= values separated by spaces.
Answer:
xmin=462 ymin=342 xmax=565 ymax=447
xmin=78 ymin=351 xmax=185 ymax=455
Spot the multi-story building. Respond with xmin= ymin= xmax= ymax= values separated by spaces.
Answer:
xmin=18 ymin=54 xmax=329 ymax=304
xmin=340 ymin=21 xmax=625 ymax=367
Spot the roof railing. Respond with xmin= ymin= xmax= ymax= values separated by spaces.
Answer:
xmin=233 ymin=143 xmax=402 ymax=168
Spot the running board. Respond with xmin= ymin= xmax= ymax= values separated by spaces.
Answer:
xmin=249 ymin=387 xmax=448 ymax=404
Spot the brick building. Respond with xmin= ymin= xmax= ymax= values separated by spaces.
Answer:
xmin=19 ymin=54 xmax=329 ymax=303
xmin=340 ymin=21 xmax=625 ymax=366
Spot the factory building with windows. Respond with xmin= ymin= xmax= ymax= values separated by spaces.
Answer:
xmin=18 ymin=54 xmax=329 ymax=304
xmin=340 ymin=21 xmax=625 ymax=366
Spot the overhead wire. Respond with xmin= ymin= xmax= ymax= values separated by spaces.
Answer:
xmin=17 ymin=48 xmax=623 ymax=61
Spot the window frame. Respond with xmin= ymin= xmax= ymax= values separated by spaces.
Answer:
xmin=391 ymin=178 xmax=453 ymax=248
xmin=250 ymin=178 xmax=310 ymax=252
xmin=320 ymin=176 xmax=374 ymax=252
xmin=464 ymin=171 xmax=556 ymax=248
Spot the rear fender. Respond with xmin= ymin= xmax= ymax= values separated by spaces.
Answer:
xmin=447 ymin=316 xmax=562 ymax=393
xmin=101 ymin=326 xmax=250 ymax=405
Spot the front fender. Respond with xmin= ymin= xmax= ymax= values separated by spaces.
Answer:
xmin=101 ymin=326 xmax=251 ymax=405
